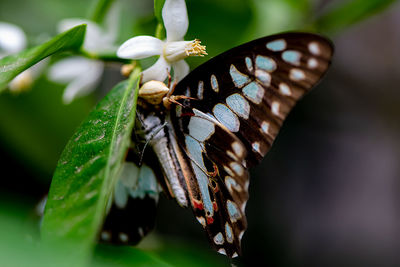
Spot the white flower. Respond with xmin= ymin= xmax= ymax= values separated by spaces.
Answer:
xmin=47 ymin=16 xmax=117 ymax=104
xmin=117 ymin=0 xmax=206 ymax=84
xmin=0 ymin=21 xmax=44 ymax=92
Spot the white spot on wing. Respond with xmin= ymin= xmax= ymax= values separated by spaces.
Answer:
xmin=279 ymin=83 xmax=291 ymax=96
xmin=225 ymin=176 xmax=242 ymax=193
xmin=196 ymin=216 xmax=206 ymax=228
xmin=252 ymin=142 xmax=261 ymax=154
xmin=271 ymin=101 xmax=280 ymax=116
xmin=101 ymin=231 xmax=111 ymax=241
xmin=261 ymin=121 xmax=270 ymax=134
xmin=230 ymin=162 xmax=244 ymax=176
xmin=309 ymin=42 xmax=320 ymax=55
xmin=232 ymin=141 xmax=244 ymax=157
xmin=255 ymin=70 xmax=271 ymax=85
xmin=308 ymin=58 xmax=318 ymax=69
xmin=119 ymin=232 xmax=129 ymax=242
xmin=218 ymin=248 xmax=227 ymax=255
xmin=290 ymin=69 xmax=305 ymax=81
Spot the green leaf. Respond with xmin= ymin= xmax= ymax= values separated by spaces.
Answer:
xmin=41 ymin=68 xmax=141 ymax=267
xmin=154 ymin=0 xmax=166 ymax=39
xmin=154 ymin=0 xmax=166 ymax=23
xmin=93 ymin=245 xmax=171 ymax=267
xmin=315 ymin=0 xmax=397 ymax=33
xmin=89 ymin=0 xmax=116 ymax=24
xmin=0 ymin=24 xmax=86 ymax=92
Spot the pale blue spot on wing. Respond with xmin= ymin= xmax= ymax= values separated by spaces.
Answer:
xmin=245 ymin=57 xmax=253 ymax=71
xmin=227 ymin=200 xmax=241 ymax=223
xmin=185 ymin=135 xmax=205 ymax=170
xmin=229 ymin=162 xmax=244 ymax=176
xmin=188 ymin=116 xmax=215 ymax=142
xmin=255 ymin=55 xmax=276 ymax=72
xmin=213 ymin=104 xmax=240 ymax=132
xmin=226 ymin=93 xmax=250 ymax=119
xmin=255 ymin=70 xmax=271 ymax=85
xmin=211 ymin=74 xmax=218 ymax=92
xmin=225 ymin=222 xmax=234 ymax=243
xmin=191 ymin=163 xmax=214 ymax=217
xmin=229 ymin=64 xmax=250 ymax=88
xmin=266 ymin=39 xmax=286 ymax=51
xmin=282 ymin=50 xmax=301 ymax=65
xmin=290 ymin=69 xmax=305 ymax=81
xmin=214 ymin=232 xmax=224 ymax=245
xmin=242 ymin=81 xmax=264 ymax=104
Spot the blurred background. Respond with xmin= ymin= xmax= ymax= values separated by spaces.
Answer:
xmin=0 ymin=0 xmax=399 ymax=266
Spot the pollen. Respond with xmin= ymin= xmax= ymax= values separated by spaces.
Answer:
xmin=185 ymin=39 xmax=207 ymax=57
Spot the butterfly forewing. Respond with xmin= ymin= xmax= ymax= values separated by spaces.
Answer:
xmin=168 ymin=32 xmax=333 ymax=257
xmin=172 ymin=32 xmax=333 ymax=166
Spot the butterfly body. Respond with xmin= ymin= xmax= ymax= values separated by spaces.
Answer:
xmin=101 ymin=32 xmax=333 ymax=258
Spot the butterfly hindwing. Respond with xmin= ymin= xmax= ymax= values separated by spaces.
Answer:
xmin=100 ymin=148 xmax=161 ymax=245
xmin=172 ymin=32 xmax=333 ymax=166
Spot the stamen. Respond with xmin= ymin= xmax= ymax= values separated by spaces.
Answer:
xmin=185 ymin=39 xmax=207 ymax=57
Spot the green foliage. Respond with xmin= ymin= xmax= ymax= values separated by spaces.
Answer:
xmin=93 ymin=245 xmax=170 ymax=267
xmin=154 ymin=0 xmax=166 ymax=39
xmin=315 ymin=0 xmax=398 ymax=34
xmin=89 ymin=0 xmax=116 ymax=24
xmin=154 ymin=0 xmax=166 ymax=23
xmin=0 ymin=25 xmax=86 ymax=92
xmin=41 ymin=68 xmax=141 ymax=266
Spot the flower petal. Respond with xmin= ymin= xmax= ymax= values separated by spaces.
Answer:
xmin=162 ymin=0 xmax=188 ymax=42
xmin=172 ymin=60 xmax=189 ymax=83
xmin=48 ymin=57 xmax=97 ymax=83
xmin=62 ymin=61 xmax=104 ymax=104
xmin=117 ymin=36 xmax=164 ymax=59
xmin=142 ymin=57 xmax=171 ymax=83
xmin=8 ymin=70 xmax=33 ymax=92
xmin=58 ymin=18 xmax=111 ymax=52
xmin=0 ymin=22 xmax=27 ymax=55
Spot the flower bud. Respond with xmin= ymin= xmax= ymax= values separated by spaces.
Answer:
xmin=139 ymin=80 xmax=170 ymax=105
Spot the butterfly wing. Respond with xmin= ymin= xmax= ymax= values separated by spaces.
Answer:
xmin=100 ymin=148 xmax=162 ymax=245
xmin=169 ymin=32 xmax=333 ymax=256
xmin=172 ymin=32 xmax=333 ymax=166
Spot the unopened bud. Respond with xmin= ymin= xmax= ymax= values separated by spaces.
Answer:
xmin=139 ymin=80 xmax=169 ymax=105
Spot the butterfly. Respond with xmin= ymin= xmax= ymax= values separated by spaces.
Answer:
xmin=100 ymin=32 xmax=334 ymax=258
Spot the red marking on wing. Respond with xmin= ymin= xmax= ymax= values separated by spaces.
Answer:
xmin=213 ymin=201 xmax=218 ymax=212
xmin=206 ymin=216 xmax=214 ymax=225
xmin=180 ymin=112 xmax=195 ymax=117
xmin=192 ymin=199 xmax=204 ymax=210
